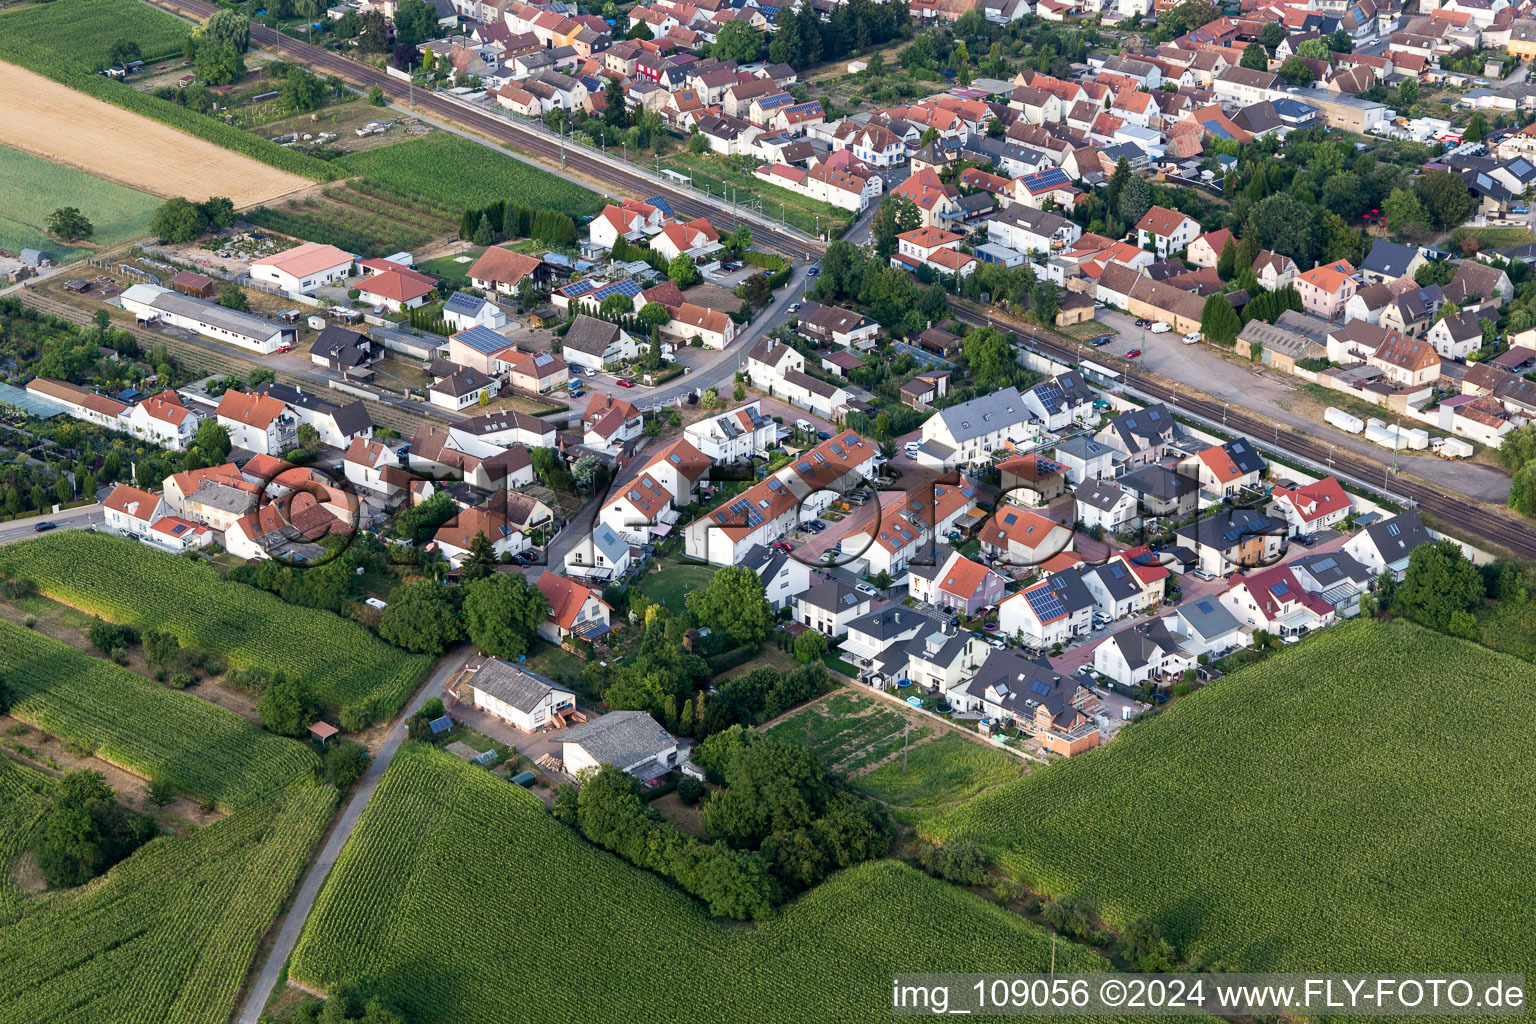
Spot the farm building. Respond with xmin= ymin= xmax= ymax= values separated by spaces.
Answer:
xmin=119 ymin=284 xmax=296 ymax=355
xmin=462 ymin=658 xmax=580 ymax=732
xmin=560 ymin=710 xmax=680 ymax=781
xmin=249 ymin=243 xmax=355 ymax=293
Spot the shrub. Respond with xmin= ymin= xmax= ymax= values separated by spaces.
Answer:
xmin=677 ymin=775 xmax=705 ymax=805
xmin=324 ymin=740 xmax=369 ymax=786
xmin=339 ymin=703 xmax=372 ymax=733
xmin=914 ymin=840 xmax=990 ymax=886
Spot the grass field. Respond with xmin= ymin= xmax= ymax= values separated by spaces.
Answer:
xmin=0 ymin=143 xmax=160 ymax=262
xmin=633 ymin=560 xmax=716 ymax=613
xmin=246 ymin=183 xmax=458 ymax=258
xmin=337 ymin=134 xmax=605 ymax=219
xmin=768 ymin=692 xmax=1021 ymax=820
xmin=290 ymin=743 xmax=1125 ymax=1024
xmin=0 ymin=532 xmax=432 ymax=718
xmin=924 ymin=618 xmax=1536 ymax=976
xmin=660 ymin=152 xmax=851 ymax=236
xmin=416 ymin=248 xmax=486 ymax=283
xmin=0 ymin=0 xmax=189 ymax=75
xmin=0 ymin=621 xmax=335 ymax=1024
xmin=1449 ymin=225 xmax=1536 ymax=249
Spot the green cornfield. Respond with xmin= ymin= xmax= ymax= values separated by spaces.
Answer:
xmin=0 ymin=622 xmax=335 ymax=1024
xmin=0 ymin=759 xmax=52 ymax=918
xmin=924 ymin=618 xmax=1536 ymax=978
xmin=337 ymin=134 xmax=605 ymax=219
xmin=0 ymin=532 xmax=431 ymax=717
xmin=291 ymin=744 xmax=1131 ymax=1024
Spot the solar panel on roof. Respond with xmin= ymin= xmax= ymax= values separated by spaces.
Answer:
xmin=1195 ymin=600 xmax=1213 ymax=613
xmin=1030 ymin=679 xmax=1053 ymax=697
xmin=1312 ymin=556 xmax=1337 ymax=572
xmin=1272 ymin=581 xmax=1289 ymax=595
xmin=565 ymin=279 xmax=595 ymax=296
xmin=1003 ymin=512 xmax=1018 ymax=525
xmin=1148 ymin=409 xmax=1161 ymax=420
xmin=1024 ymin=584 xmax=1067 ymax=622
xmin=645 ymin=195 xmax=675 ymax=217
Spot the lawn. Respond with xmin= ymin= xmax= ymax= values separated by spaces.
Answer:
xmin=0 ymin=532 xmax=432 ymax=718
xmin=925 ymin=618 xmax=1536 ymax=977
xmin=0 ymin=0 xmax=190 ymax=75
xmin=338 ymin=134 xmax=605 ymax=219
xmin=0 ymin=144 xmax=161 ymax=263
xmin=858 ymin=730 xmax=1023 ymax=813
xmin=289 ymin=743 xmax=1125 ymax=1024
xmin=633 ymin=559 xmax=717 ymax=614
xmin=0 ymin=621 xmax=334 ymax=1024
xmin=660 ymin=152 xmax=851 ymax=237
xmin=416 ymin=248 xmax=486 ymax=284
xmin=1450 ymin=225 xmax=1536 ymax=249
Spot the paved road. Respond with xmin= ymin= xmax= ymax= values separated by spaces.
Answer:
xmin=0 ymin=504 xmax=103 ymax=544
xmin=235 ymin=652 xmax=467 ymax=1024
xmin=1091 ymin=307 xmax=1512 ymax=502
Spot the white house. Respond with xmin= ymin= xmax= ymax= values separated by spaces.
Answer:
xmin=1267 ymin=476 xmax=1353 ymax=537
xmin=216 ymin=389 xmax=296 ymax=456
xmin=1426 ymin=310 xmax=1485 ymax=362
xmin=1166 ymin=598 xmax=1248 ymax=657
xmin=464 ymin=658 xmax=579 ymax=732
xmin=561 ymin=314 xmax=641 ymax=371
xmin=561 ymin=710 xmax=679 ymax=781
xmin=103 ymin=483 xmax=162 ymax=537
xmin=1342 ymin=509 xmax=1431 ymax=579
xmin=997 ymin=570 xmax=1094 ymax=648
xmin=123 ymin=390 xmax=199 ymax=450
xmin=1135 ymin=206 xmax=1202 ymax=257
xmin=441 ymin=291 xmax=508 ymax=332
xmin=1218 ymin=564 xmax=1337 ymax=639
xmin=564 ymin=520 xmax=634 ymax=582
xmin=796 ymin=578 xmax=871 ymax=636
xmin=918 ymin=387 xmax=1035 ymax=468
xmin=429 ymin=367 xmax=502 ymax=411
xmin=685 ymin=400 xmax=779 ymax=462
xmin=248 ymin=242 xmax=355 ymax=292
xmin=1074 ymin=478 xmax=1138 ymax=533
xmin=120 ymin=284 xmax=296 ymax=355
xmin=1092 ymin=620 xmax=1194 ymax=686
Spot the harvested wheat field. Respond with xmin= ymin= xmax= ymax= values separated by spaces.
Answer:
xmin=0 ymin=61 xmax=308 ymax=207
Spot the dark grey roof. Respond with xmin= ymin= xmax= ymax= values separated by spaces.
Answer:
xmin=933 ymin=387 xmax=1028 ymax=444
xmin=844 ymin=604 xmax=924 ymax=641
xmin=1362 ymin=239 xmax=1419 ymax=278
xmin=740 ymin=543 xmax=791 ymax=584
xmin=1084 ymin=559 xmax=1141 ymax=601
xmin=1174 ymin=506 xmax=1284 ymax=551
xmin=1108 ymin=619 xmax=1187 ymax=671
xmin=1054 ymin=435 xmax=1114 ymax=462
xmin=902 ymin=626 xmax=976 ymax=671
xmin=1221 ymin=438 xmax=1265 ymax=477
xmin=561 ymin=710 xmax=674 ymax=768
xmin=1119 ymin=465 xmax=1197 ymax=501
xmin=1075 ymin=478 xmax=1128 ymax=512
xmin=431 ymin=366 xmax=496 ymax=397
xmin=1290 ymin=550 xmax=1372 ymax=590
xmin=799 ymin=577 xmax=865 ymax=614
xmin=1101 ymin=402 xmax=1179 ymax=453
xmin=562 ymin=314 xmax=623 ymax=356
xmin=1362 ymin=509 xmax=1430 ymax=562
xmin=958 ymin=648 xmax=1087 ymax=726
xmin=310 ymin=325 xmax=372 ymax=367
xmin=1045 ymin=568 xmax=1095 ymax=614
xmin=1175 ymin=598 xmax=1240 ymax=641
xmin=470 ymin=658 xmax=571 ymax=712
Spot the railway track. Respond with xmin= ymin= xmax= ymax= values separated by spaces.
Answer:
xmin=951 ymin=305 xmax=1536 ymax=560
xmin=146 ymin=0 xmax=822 ymax=261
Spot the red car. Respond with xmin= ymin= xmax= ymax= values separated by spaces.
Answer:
xmin=772 ymin=541 xmax=793 ymax=552
xmin=615 ymin=379 xmax=635 ymax=388
xmin=1125 ymin=348 xmax=1142 ymax=359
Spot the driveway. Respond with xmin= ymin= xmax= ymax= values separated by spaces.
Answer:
xmin=236 ymin=650 xmax=468 ymax=1024
xmin=447 ymin=697 xmax=596 ymax=775
xmin=1090 ymin=308 xmax=1513 ymax=503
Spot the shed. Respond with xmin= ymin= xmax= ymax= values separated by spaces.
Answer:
xmin=308 ymin=720 xmax=339 ymax=745
xmin=172 ymin=270 xmax=216 ymax=298
xmin=510 ymin=770 xmax=538 ymax=787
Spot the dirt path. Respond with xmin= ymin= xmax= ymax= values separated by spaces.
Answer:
xmin=0 ymin=60 xmax=310 ymax=206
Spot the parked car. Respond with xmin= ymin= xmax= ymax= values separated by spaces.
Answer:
xmin=772 ymin=541 xmax=793 ymax=552
xmin=806 ymin=265 xmax=820 ymax=277
xmin=816 ymin=430 xmax=831 ymax=441
xmin=1125 ymin=348 xmax=1142 ymax=359
xmin=1135 ymin=318 xmax=1150 ymax=326
xmin=1291 ymin=533 xmax=1316 ymax=547
xmin=568 ymin=389 xmax=585 ymax=399
xmin=34 ymin=521 xmax=57 ymax=532
xmin=1149 ymin=322 xmax=1172 ymax=334
xmin=1191 ymin=569 xmax=1216 ymax=581
xmin=855 ymin=582 xmax=878 ymax=597
xmin=615 ymin=379 xmax=635 ymax=388
xmin=1182 ymin=331 xmax=1201 ymax=345
xmin=1091 ymin=335 xmax=1113 ymax=346
xmin=788 ymin=302 xmax=801 ymax=313
xmin=585 ymin=368 xmax=597 ymax=377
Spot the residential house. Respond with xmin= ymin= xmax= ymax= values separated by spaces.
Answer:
xmin=561 ymin=314 xmax=641 ymax=371
xmin=600 ymin=471 xmax=675 ymax=544
xmin=1135 ymin=206 xmax=1202 ymax=257
xmin=684 ymin=400 xmax=777 ymax=462
xmin=1218 ymin=563 xmax=1337 ymax=638
xmin=917 ymin=387 xmax=1034 ymax=468
xmin=1020 ymin=371 xmax=1096 ymax=431
xmin=1166 ymin=597 xmax=1247 ymax=657
xmin=945 ymin=650 xmax=1101 ymax=756
xmin=908 ymin=550 xmax=1007 ymax=615
xmin=123 ymin=389 xmax=199 ymax=450
xmin=464 ymin=658 xmax=578 ymax=732
xmin=433 ymin=505 xmax=534 ymax=567
xmin=1178 ymin=438 xmax=1266 ymax=501
xmin=103 ymin=483 xmax=163 ymax=538
xmin=505 ymin=350 xmax=570 ymax=393
xmin=1118 ymin=464 xmax=1197 ymax=521
xmin=216 ymin=389 xmax=295 ymax=456
xmin=1093 ymin=620 xmax=1194 ymax=686
xmin=1252 ymin=249 xmax=1299 ymax=291
xmin=1095 ymin=403 xmax=1181 ymax=467
xmin=564 ymin=520 xmax=633 ymax=582
xmin=668 ymin=302 xmax=737 ymax=350
xmin=467 ymin=246 xmax=548 ymax=296
xmin=248 ymin=242 xmax=354 ymax=292
xmin=582 ymin=394 xmax=646 ymax=454
xmin=1380 ymin=285 xmax=1444 ymax=338
xmin=1175 ymin=506 xmax=1285 ymax=576
xmin=839 ymin=605 xmax=927 ymax=683
xmin=442 ymin=291 xmax=507 ymax=332
xmin=1294 ymin=260 xmax=1358 ymax=319
xmin=561 ymin=711 xmax=679 ymax=781
xmin=1369 ymin=331 xmax=1441 ymax=387
xmin=888 ymin=168 xmax=962 ymax=228
xmin=309 ymin=325 xmax=378 ymax=378
xmin=1268 ymin=475 xmax=1353 ymax=536
xmin=1052 ymin=435 xmax=1117 ymax=485
xmin=536 ymin=570 xmax=612 ymax=644
xmin=998 ymin=451 xmax=1070 ymax=506
xmin=1342 ymin=508 xmax=1431 ymax=579
xmin=429 ymin=366 xmax=501 ymax=410
xmin=1289 ymin=549 xmax=1375 ymax=618
xmin=407 ymin=425 xmax=535 ymax=493
xmin=900 ymin=370 xmax=952 ymax=409
xmin=1426 ymin=309 xmax=1485 ymax=361
xmin=1443 ymin=259 xmax=1514 ymax=311
xmin=1359 ymin=239 xmax=1428 ymax=284
xmin=797 ymin=302 xmax=880 ymax=350
xmin=988 ymin=204 xmax=1083 ymax=254
xmin=997 ymin=570 xmax=1095 ymax=648
xmin=979 ymin=503 xmax=1074 ymax=568
xmin=1186 ymin=229 xmax=1233 ymax=269
xmin=252 ymin=382 xmax=372 ymax=450
xmin=650 ymin=218 xmax=720 ymax=262
xmin=796 ymin=578 xmax=871 ymax=637
xmin=901 ymin=626 xmax=988 ymax=695
xmin=1074 ymin=478 xmax=1138 ymax=532
xmin=342 ymin=436 xmax=412 ymax=505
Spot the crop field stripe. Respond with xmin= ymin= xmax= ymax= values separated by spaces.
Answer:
xmin=291 ymin=743 xmax=1130 ymax=1024
xmin=0 ymin=532 xmax=431 ymax=717
xmin=336 ymin=134 xmax=606 ymax=219
xmin=0 ymin=144 xmax=161 ymax=263
xmin=923 ymin=618 xmax=1536 ymax=976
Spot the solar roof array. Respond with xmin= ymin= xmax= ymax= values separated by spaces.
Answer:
xmin=593 ymin=279 xmax=642 ymax=301
xmin=1029 ymin=678 xmax=1053 ymax=697
xmin=1023 ymin=583 xmax=1066 ymax=623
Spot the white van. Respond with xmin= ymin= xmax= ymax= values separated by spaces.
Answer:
xmin=795 ymin=418 xmax=813 ymax=433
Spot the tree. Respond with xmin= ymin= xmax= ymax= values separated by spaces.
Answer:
xmin=1250 ymin=193 xmax=1319 ymax=267
xmin=1397 ymin=77 xmax=1419 ymax=108
xmin=1277 ymin=56 xmax=1316 ymax=87
xmin=669 ymin=252 xmax=702 ymax=287
xmin=686 ymin=565 xmax=771 ymax=648
xmin=1329 ymin=28 xmax=1353 ymax=53
xmin=1030 ymin=282 xmax=1059 ymax=326
xmin=1510 ymin=462 xmax=1536 ymax=516
xmin=1498 ymin=423 xmax=1536 ymax=473
xmin=282 ymin=65 xmax=326 ymax=113
xmin=600 ymin=292 xmax=634 ymax=319
xmin=378 ymin=579 xmax=463 ymax=654
xmin=1414 ymin=259 xmax=1454 ymax=287
xmin=793 ymin=630 xmax=828 ymax=663
xmin=688 ymin=130 xmax=708 ymax=155
xmin=1296 ymin=38 xmax=1331 ymax=60
xmin=194 ymin=419 xmax=231 ymax=462
xmin=35 ymin=770 xmax=156 ymax=889
xmin=324 ymin=740 xmax=369 ymax=786
xmin=47 ymin=207 xmax=93 ymax=242
xmin=1382 ymin=187 xmax=1428 ymax=235
xmin=462 ymin=572 xmax=548 ymax=660
xmin=1464 ymin=111 xmax=1489 ymax=144
xmin=108 ymin=38 xmax=142 ymax=67
xmin=460 ymin=533 xmax=498 ymax=581
xmin=195 ymin=40 xmax=244 ymax=85
xmin=202 ymin=8 xmax=250 ymax=51
xmin=736 ymin=272 xmax=772 ymax=308
xmin=357 ymin=10 xmax=390 ymax=53
xmin=1394 ymin=539 xmax=1484 ymax=631
xmin=628 ymin=19 xmax=653 ymax=39
xmin=702 ymin=735 xmax=829 ymax=847
xmin=1413 ymin=171 xmax=1474 ymax=231
xmin=198 ymin=196 xmax=236 ymax=230
xmin=1118 ymin=175 xmax=1151 ymax=226
xmin=393 ymin=0 xmax=437 ymax=46
xmin=713 ymin=20 xmax=760 ymax=62
xmin=146 ymin=775 xmax=175 ymax=808
xmin=1215 ymin=237 xmax=1237 ymax=281
xmin=149 ymin=197 xmax=207 ymax=244
xmin=870 ymin=195 xmax=921 ymax=260
xmin=257 ymin=674 xmax=320 ymax=736
xmin=472 ymin=213 xmax=495 ymax=246
xmin=217 ymin=283 xmax=249 ymax=311
xmin=1201 ymin=292 xmax=1241 ymax=344
xmin=962 ymin=325 xmax=1015 ymax=390
xmin=367 ymin=84 xmax=385 ymax=106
